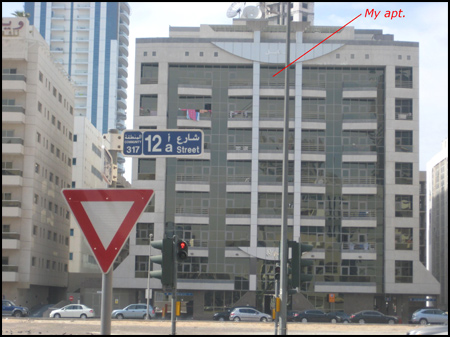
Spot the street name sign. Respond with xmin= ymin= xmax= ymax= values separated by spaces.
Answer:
xmin=122 ymin=129 xmax=203 ymax=158
xmin=62 ymin=189 xmax=154 ymax=273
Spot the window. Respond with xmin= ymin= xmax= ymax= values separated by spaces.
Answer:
xmin=141 ymin=63 xmax=158 ymax=84
xmin=395 ymin=261 xmax=413 ymax=283
xmin=395 ymin=195 xmax=413 ymax=217
xmin=395 ymin=99 xmax=413 ymax=120
xmin=395 ymin=130 xmax=413 ymax=152
xmin=136 ymin=223 xmax=154 ymax=245
xmin=138 ymin=159 xmax=156 ymax=180
xmin=395 ymin=228 xmax=413 ymax=250
xmin=139 ymin=95 xmax=157 ymax=116
xmin=395 ymin=162 xmax=413 ymax=184
xmin=395 ymin=67 xmax=413 ymax=88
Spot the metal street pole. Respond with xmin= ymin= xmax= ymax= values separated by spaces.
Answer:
xmin=279 ymin=2 xmax=291 ymax=335
xmin=171 ymin=235 xmax=178 ymax=335
xmin=100 ymin=130 xmax=119 ymax=335
xmin=146 ymin=234 xmax=153 ymax=320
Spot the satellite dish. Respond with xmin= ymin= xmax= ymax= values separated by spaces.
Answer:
xmin=227 ymin=2 xmax=245 ymax=18
xmin=242 ymin=5 xmax=262 ymax=19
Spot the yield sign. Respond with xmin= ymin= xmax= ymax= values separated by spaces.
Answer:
xmin=62 ymin=189 xmax=154 ymax=273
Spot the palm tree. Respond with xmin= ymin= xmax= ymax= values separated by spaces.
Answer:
xmin=11 ymin=11 xmax=30 ymax=18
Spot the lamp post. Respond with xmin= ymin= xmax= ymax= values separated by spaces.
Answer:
xmin=279 ymin=2 xmax=291 ymax=335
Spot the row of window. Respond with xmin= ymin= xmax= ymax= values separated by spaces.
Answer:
xmin=38 ymin=70 xmax=73 ymax=115
xmin=36 ymin=131 xmax=72 ymax=168
xmin=140 ymin=64 xmax=413 ymax=89
xmin=31 ymin=256 xmax=68 ymax=273
xmin=32 ymin=224 xmax=69 ymax=246
xmin=34 ymin=161 xmax=71 ymax=189
xmin=37 ymin=100 xmax=73 ymax=143
xmin=138 ymin=159 xmax=414 ymax=185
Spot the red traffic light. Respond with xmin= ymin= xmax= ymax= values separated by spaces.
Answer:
xmin=177 ymin=240 xmax=188 ymax=261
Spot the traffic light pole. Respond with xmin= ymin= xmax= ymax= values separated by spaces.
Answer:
xmin=171 ymin=235 xmax=178 ymax=335
xmin=279 ymin=2 xmax=291 ymax=335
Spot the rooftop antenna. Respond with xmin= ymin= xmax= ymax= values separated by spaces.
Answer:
xmin=227 ymin=2 xmax=245 ymax=18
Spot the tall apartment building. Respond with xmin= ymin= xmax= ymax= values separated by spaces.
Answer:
xmin=426 ymin=139 xmax=448 ymax=310
xmin=23 ymin=2 xmax=130 ymax=174
xmin=2 ymin=17 xmax=74 ymax=307
xmin=260 ymin=2 xmax=314 ymax=25
xmin=126 ymin=18 xmax=442 ymax=322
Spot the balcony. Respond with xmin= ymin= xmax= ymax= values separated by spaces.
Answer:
xmin=227 ymin=143 xmax=252 ymax=160
xmin=2 ymin=137 xmax=24 ymax=155
xmin=2 ymin=105 xmax=25 ymax=124
xmin=342 ymin=210 xmax=376 ymax=227
xmin=2 ymin=168 xmax=23 ymax=186
xmin=342 ymin=82 xmax=378 ymax=99
xmin=341 ymin=242 xmax=376 ymax=260
xmin=175 ymin=207 xmax=209 ymax=224
xmin=2 ymin=74 xmax=27 ymax=92
xmin=2 ymin=265 xmax=19 ymax=282
xmin=2 ymin=232 xmax=20 ymax=249
xmin=176 ymin=174 xmax=210 ymax=192
xmin=2 ymin=200 xmax=22 ymax=217
xmin=178 ymin=84 xmax=212 ymax=97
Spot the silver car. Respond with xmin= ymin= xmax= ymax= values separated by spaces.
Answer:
xmin=229 ymin=307 xmax=272 ymax=322
xmin=411 ymin=309 xmax=448 ymax=325
xmin=111 ymin=304 xmax=155 ymax=319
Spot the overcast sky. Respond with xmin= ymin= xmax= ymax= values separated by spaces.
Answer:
xmin=2 ymin=2 xmax=448 ymax=179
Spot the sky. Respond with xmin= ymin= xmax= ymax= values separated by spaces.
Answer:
xmin=2 ymin=2 xmax=448 ymax=180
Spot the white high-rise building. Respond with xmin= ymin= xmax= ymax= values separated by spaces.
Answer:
xmin=2 ymin=17 xmax=74 ymax=307
xmin=24 ymin=2 xmax=130 ymax=174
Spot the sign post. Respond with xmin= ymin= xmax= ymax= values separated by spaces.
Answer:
xmin=62 ymin=188 xmax=153 ymax=334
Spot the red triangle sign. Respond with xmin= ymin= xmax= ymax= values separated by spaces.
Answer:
xmin=62 ymin=189 xmax=154 ymax=273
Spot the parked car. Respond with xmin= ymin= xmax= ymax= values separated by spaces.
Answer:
xmin=111 ymin=304 xmax=155 ymax=319
xmin=213 ymin=306 xmax=257 ymax=321
xmin=50 ymin=304 xmax=94 ymax=319
xmin=213 ymin=308 xmax=231 ymax=321
xmin=349 ymin=310 xmax=398 ymax=324
xmin=2 ymin=300 xmax=29 ymax=317
xmin=293 ymin=309 xmax=341 ymax=323
xmin=329 ymin=311 xmax=351 ymax=323
xmin=287 ymin=310 xmax=301 ymax=322
xmin=410 ymin=308 xmax=448 ymax=325
xmin=407 ymin=320 xmax=448 ymax=335
xmin=229 ymin=307 xmax=272 ymax=322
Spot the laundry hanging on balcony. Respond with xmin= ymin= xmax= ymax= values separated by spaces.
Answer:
xmin=179 ymin=108 xmax=211 ymax=121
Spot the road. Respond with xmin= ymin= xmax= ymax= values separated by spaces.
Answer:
xmin=2 ymin=318 xmax=419 ymax=335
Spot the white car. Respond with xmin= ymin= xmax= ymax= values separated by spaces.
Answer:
xmin=50 ymin=304 xmax=94 ymax=319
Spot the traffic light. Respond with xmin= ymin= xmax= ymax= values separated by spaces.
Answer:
xmin=176 ymin=239 xmax=189 ymax=261
xmin=274 ymin=264 xmax=280 ymax=281
xmin=289 ymin=241 xmax=313 ymax=289
xmin=149 ymin=238 xmax=174 ymax=288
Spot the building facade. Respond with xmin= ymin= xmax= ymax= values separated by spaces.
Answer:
xmin=127 ymin=18 xmax=442 ymax=321
xmin=23 ymin=2 xmax=130 ymax=174
xmin=426 ymin=139 xmax=448 ymax=310
xmin=2 ymin=17 xmax=74 ymax=307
